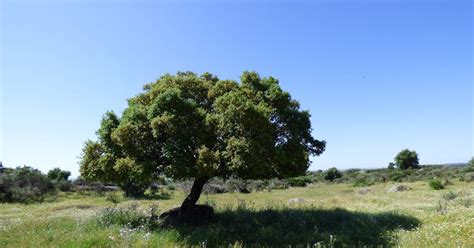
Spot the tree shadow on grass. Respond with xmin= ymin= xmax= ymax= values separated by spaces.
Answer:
xmin=168 ymin=207 xmax=420 ymax=247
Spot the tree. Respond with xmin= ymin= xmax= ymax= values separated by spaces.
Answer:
xmin=469 ymin=157 xmax=474 ymax=167
xmin=394 ymin=149 xmax=419 ymax=170
xmin=388 ymin=162 xmax=396 ymax=170
xmin=47 ymin=168 xmax=71 ymax=181
xmin=80 ymin=71 xmax=325 ymax=223
xmin=324 ymin=167 xmax=342 ymax=181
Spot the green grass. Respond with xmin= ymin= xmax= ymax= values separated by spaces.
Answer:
xmin=1 ymin=182 xmax=473 ymax=247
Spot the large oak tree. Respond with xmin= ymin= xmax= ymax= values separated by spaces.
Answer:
xmin=80 ymin=71 xmax=325 ymax=221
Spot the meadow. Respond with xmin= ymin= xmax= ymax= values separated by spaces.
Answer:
xmin=1 ymin=181 xmax=473 ymax=247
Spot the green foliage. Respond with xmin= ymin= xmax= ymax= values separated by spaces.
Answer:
xmin=166 ymin=184 xmax=176 ymax=191
xmin=352 ymin=174 xmax=375 ymax=187
xmin=324 ymin=167 xmax=342 ymax=182
xmin=97 ymin=203 xmax=158 ymax=228
xmin=56 ymin=180 xmax=73 ymax=192
xmin=47 ymin=168 xmax=73 ymax=192
xmin=456 ymin=190 xmax=473 ymax=208
xmin=459 ymin=172 xmax=474 ymax=182
xmin=395 ymin=149 xmax=419 ymax=170
xmin=287 ymin=175 xmax=313 ymax=187
xmin=388 ymin=162 xmax=395 ymax=170
xmin=105 ymin=192 xmax=123 ymax=204
xmin=429 ymin=179 xmax=444 ymax=190
xmin=469 ymin=157 xmax=474 ymax=167
xmin=266 ymin=179 xmax=289 ymax=190
xmin=442 ymin=191 xmax=457 ymax=201
xmin=47 ymin=168 xmax=71 ymax=182
xmin=80 ymin=71 xmax=325 ymax=197
xmin=0 ymin=166 xmax=55 ymax=203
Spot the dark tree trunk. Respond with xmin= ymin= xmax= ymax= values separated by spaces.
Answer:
xmin=159 ymin=176 xmax=214 ymax=225
xmin=179 ymin=176 xmax=209 ymax=221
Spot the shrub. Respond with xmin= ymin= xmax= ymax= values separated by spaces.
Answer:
xmin=441 ymin=177 xmax=453 ymax=186
xmin=105 ymin=191 xmax=123 ymax=204
xmin=224 ymin=179 xmax=251 ymax=193
xmin=324 ymin=167 xmax=342 ymax=182
xmin=266 ymin=179 xmax=289 ymax=190
xmin=389 ymin=170 xmax=407 ymax=182
xmin=429 ymin=179 xmax=444 ymax=190
xmin=352 ymin=175 xmax=375 ymax=187
xmin=57 ymin=180 xmax=73 ymax=192
xmin=435 ymin=200 xmax=448 ymax=214
xmin=166 ymin=184 xmax=176 ymax=191
xmin=460 ymin=172 xmax=474 ymax=182
xmin=287 ymin=176 xmax=313 ymax=187
xmin=442 ymin=191 xmax=457 ymax=201
xmin=97 ymin=203 xmax=158 ymax=228
xmin=456 ymin=190 xmax=472 ymax=208
xmin=0 ymin=166 xmax=56 ymax=203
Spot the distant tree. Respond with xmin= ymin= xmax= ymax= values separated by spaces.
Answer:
xmin=388 ymin=162 xmax=396 ymax=170
xmin=0 ymin=162 xmax=4 ymax=173
xmin=47 ymin=168 xmax=71 ymax=181
xmin=80 ymin=71 xmax=326 ymax=223
xmin=324 ymin=167 xmax=342 ymax=182
xmin=394 ymin=149 xmax=419 ymax=170
xmin=469 ymin=157 xmax=474 ymax=167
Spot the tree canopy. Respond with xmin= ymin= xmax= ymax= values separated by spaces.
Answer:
xmin=80 ymin=71 xmax=325 ymax=221
xmin=324 ymin=167 xmax=342 ymax=182
xmin=394 ymin=149 xmax=419 ymax=170
xmin=47 ymin=168 xmax=71 ymax=182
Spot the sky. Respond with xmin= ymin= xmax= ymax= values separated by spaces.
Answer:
xmin=1 ymin=0 xmax=472 ymax=177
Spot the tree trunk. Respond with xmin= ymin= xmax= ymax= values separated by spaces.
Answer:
xmin=179 ymin=176 xmax=209 ymax=221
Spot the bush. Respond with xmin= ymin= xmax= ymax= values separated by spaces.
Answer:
xmin=429 ymin=179 xmax=444 ymax=190
xmin=105 ymin=191 xmax=123 ymax=203
xmin=57 ymin=180 xmax=73 ymax=192
xmin=324 ymin=167 xmax=342 ymax=182
xmin=97 ymin=203 xmax=158 ymax=228
xmin=166 ymin=184 xmax=176 ymax=191
xmin=266 ymin=179 xmax=289 ymax=190
xmin=388 ymin=170 xmax=408 ymax=182
xmin=247 ymin=180 xmax=268 ymax=192
xmin=460 ymin=172 xmax=474 ymax=182
xmin=287 ymin=176 xmax=313 ymax=187
xmin=224 ymin=179 xmax=251 ymax=193
xmin=352 ymin=175 xmax=375 ymax=187
xmin=442 ymin=191 xmax=457 ymax=201
xmin=120 ymin=182 xmax=148 ymax=197
xmin=0 ymin=166 xmax=56 ymax=203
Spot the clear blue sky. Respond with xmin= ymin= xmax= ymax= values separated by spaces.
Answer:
xmin=1 ymin=0 xmax=472 ymax=177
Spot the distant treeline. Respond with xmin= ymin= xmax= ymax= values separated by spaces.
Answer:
xmin=1 ymin=158 xmax=472 ymax=204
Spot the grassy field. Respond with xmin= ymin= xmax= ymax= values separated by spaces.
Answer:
xmin=1 ymin=181 xmax=473 ymax=247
